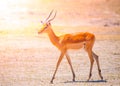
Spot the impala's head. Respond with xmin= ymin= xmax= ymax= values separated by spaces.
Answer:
xmin=38 ymin=10 xmax=56 ymax=34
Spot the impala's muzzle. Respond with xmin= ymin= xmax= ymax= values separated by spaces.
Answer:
xmin=38 ymin=28 xmax=45 ymax=34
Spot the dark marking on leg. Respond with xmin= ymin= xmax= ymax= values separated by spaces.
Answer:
xmin=99 ymin=69 xmax=101 ymax=73
xmin=84 ymin=43 xmax=86 ymax=48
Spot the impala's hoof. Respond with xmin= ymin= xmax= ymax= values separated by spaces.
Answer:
xmin=101 ymin=76 xmax=103 ymax=80
xmin=73 ymin=78 xmax=75 ymax=82
xmin=87 ymin=79 xmax=90 ymax=82
xmin=50 ymin=77 xmax=55 ymax=84
xmin=50 ymin=80 xmax=53 ymax=84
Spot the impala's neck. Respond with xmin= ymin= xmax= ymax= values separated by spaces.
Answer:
xmin=47 ymin=27 xmax=59 ymax=47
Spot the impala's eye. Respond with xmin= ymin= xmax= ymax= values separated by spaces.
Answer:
xmin=44 ymin=27 xmax=47 ymax=29
xmin=44 ymin=25 xmax=48 ymax=29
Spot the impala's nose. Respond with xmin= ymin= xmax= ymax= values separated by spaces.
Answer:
xmin=38 ymin=31 xmax=41 ymax=34
xmin=38 ymin=29 xmax=44 ymax=34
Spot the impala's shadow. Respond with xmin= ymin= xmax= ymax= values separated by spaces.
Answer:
xmin=64 ymin=80 xmax=107 ymax=83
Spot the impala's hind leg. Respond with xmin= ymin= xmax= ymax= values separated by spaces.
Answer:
xmin=85 ymin=38 xmax=95 ymax=81
xmin=66 ymin=53 xmax=75 ymax=81
xmin=87 ymin=49 xmax=94 ymax=81
xmin=92 ymin=52 xmax=103 ymax=80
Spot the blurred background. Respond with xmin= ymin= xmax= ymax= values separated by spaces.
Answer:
xmin=0 ymin=0 xmax=120 ymax=36
xmin=0 ymin=1 xmax=120 ymax=86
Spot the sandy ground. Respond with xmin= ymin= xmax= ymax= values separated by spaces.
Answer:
xmin=0 ymin=0 xmax=120 ymax=86
xmin=0 ymin=26 xmax=120 ymax=86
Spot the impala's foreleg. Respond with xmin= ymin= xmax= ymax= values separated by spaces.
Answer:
xmin=66 ymin=53 xmax=75 ymax=81
xmin=92 ymin=52 xmax=103 ymax=80
xmin=50 ymin=52 xmax=65 ymax=84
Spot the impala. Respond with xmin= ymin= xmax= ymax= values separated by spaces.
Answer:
xmin=38 ymin=10 xmax=103 ymax=83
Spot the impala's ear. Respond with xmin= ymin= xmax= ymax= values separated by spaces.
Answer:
xmin=41 ymin=21 xmax=44 ymax=24
xmin=48 ymin=22 xmax=51 ymax=25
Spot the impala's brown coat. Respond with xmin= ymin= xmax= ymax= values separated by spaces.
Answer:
xmin=38 ymin=11 xmax=103 ymax=83
xmin=38 ymin=24 xmax=103 ymax=83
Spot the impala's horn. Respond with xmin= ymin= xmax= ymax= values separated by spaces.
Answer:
xmin=45 ymin=10 xmax=54 ymax=21
xmin=48 ymin=11 xmax=57 ymax=22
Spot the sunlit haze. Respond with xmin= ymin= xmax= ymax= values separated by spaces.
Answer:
xmin=0 ymin=0 xmax=55 ymax=30
xmin=0 ymin=0 xmax=120 ymax=31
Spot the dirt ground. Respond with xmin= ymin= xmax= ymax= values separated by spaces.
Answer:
xmin=0 ymin=26 xmax=120 ymax=86
xmin=0 ymin=0 xmax=120 ymax=86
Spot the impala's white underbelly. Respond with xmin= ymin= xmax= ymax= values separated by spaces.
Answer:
xmin=67 ymin=42 xmax=85 ymax=49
